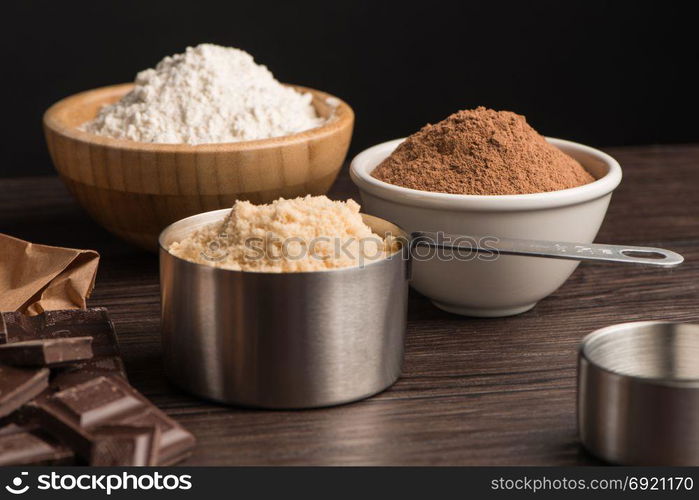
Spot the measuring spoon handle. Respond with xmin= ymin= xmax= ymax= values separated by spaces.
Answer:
xmin=410 ymin=232 xmax=684 ymax=267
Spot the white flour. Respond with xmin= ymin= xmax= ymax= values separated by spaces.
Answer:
xmin=81 ymin=44 xmax=325 ymax=144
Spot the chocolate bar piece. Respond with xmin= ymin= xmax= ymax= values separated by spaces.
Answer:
xmin=33 ymin=375 xmax=195 ymax=465
xmin=1 ymin=308 xmax=126 ymax=383
xmin=90 ymin=425 xmax=160 ymax=466
xmin=51 ymin=357 xmax=127 ymax=390
xmin=0 ymin=365 xmax=49 ymax=417
xmin=1 ymin=308 xmax=120 ymax=356
xmin=119 ymin=407 xmax=195 ymax=466
xmin=32 ymin=377 xmax=143 ymax=458
xmin=0 ymin=337 xmax=93 ymax=367
xmin=53 ymin=377 xmax=143 ymax=427
xmin=0 ymin=314 xmax=7 ymax=344
xmin=0 ymin=309 xmax=195 ymax=466
xmin=0 ymin=423 xmax=74 ymax=465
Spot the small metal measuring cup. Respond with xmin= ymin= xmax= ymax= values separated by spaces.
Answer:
xmin=160 ymin=209 xmax=409 ymax=409
xmin=578 ymin=322 xmax=699 ymax=465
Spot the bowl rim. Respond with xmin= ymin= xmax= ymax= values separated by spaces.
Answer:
xmin=350 ymin=137 xmax=622 ymax=211
xmin=43 ymin=83 xmax=354 ymax=152
xmin=158 ymin=208 xmax=407 ymax=276
xmin=580 ymin=321 xmax=699 ymax=388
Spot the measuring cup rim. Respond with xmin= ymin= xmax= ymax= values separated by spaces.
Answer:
xmin=158 ymin=209 xmax=407 ymax=276
xmin=580 ymin=321 xmax=699 ymax=388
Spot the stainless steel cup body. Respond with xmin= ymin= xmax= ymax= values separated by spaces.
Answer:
xmin=578 ymin=321 xmax=699 ymax=465
xmin=159 ymin=209 xmax=408 ymax=409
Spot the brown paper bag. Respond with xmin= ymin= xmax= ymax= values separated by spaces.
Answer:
xmin=0 ymin=233 xmax=99 ymax=315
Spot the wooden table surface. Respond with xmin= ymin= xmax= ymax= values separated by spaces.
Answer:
xmin=1 ymin=144 xmax=697 ymax=465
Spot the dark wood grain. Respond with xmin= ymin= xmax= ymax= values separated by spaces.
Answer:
xmin=1 ymin=144 xmax=697 ymax=465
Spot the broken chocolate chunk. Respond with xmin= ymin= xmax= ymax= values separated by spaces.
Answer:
xmin=1 ymin=308 xmax=126 ymax=387
xmin=0 ymin=308 xmax=121 ymax=358
xmin=0 ymin=308 xmax=194 ymax=466
xmin=0 ymin=364 xmax=49 ymax=417
xmin=51 ymin=356 xmax=127 ymax=390
xmin=0 ymin=337 xmax=93 ymax=367
xmin=90 ymin=425 xmax=160 ymax=466
xmin=33 ymin=375 xmax=194 ymax=465
xmin=52 ymin=377 xmax=142 ymax=427
xmin=0 ymin=423 xmax=74 ymax=466
xmin=0 ymin=314 xmax=7 ymax=344
xmin=119 ymin=407 xmax=195 ymax=466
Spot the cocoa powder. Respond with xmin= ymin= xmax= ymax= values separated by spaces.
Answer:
xmin=371 ymin=107 xmax=595 ymax=195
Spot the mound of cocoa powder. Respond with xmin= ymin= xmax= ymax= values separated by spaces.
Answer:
xmin=371 ymin=107 xmax=595 ymax=195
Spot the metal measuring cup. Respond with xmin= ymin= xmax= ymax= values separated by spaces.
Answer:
xmin=159 ymin=210 xmax=409 ymax=409
xmin=578 ymin=321 xmax=699 ymax=465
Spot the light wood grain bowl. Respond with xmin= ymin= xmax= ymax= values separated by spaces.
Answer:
xmin=44 ymin=83 xmax=354 ymax=251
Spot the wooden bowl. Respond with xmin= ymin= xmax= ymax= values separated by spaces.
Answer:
xmin=44 ymin=83 xmax=354 ymax=251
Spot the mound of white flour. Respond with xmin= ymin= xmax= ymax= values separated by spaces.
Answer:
xmin=81 ymin=44 xmax=325 ymax=144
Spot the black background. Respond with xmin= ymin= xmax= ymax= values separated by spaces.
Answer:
xmin=3 ymin=0 xmax=698 ymax=177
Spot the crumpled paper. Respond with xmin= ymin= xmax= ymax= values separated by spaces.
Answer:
xmin=0 ymin=233 xmax=99 ymax=315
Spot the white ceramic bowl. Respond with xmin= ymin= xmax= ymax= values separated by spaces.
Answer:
xmin=350 ymin=137 xmax=622 ymax=317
